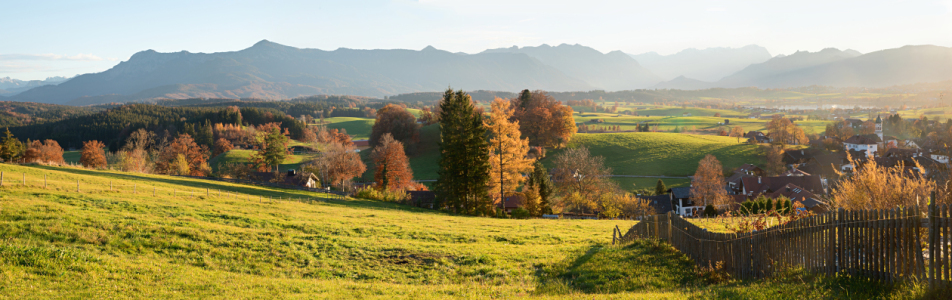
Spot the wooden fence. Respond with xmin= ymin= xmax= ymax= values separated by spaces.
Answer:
xmin=614 ymin=203 xmax=952 ymax=289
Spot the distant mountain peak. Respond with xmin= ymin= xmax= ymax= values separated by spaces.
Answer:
xmin=422 ymin=45 xmax=438 ymax=51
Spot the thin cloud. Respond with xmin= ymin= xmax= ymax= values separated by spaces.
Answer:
xmin=0 ymin=53 xmax=117 ymax=61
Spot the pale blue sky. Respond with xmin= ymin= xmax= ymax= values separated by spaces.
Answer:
xmin=2 ymin=0 xmax=951 ymax=80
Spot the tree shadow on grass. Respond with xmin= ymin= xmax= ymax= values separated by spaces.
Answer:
xmin=15 ymin=164 xmax=449 ymax=216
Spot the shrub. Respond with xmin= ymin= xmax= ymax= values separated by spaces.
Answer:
xmin=354 ymin=187 xmax=408 ymax=203
xmin=703 ymin=204 xmax=718 ymax=217
xmin=510 ymin=208 xmax=531 ymax=219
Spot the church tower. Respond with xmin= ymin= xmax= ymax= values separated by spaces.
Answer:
xmin=875 ymin=115 xmax=883 ymax=141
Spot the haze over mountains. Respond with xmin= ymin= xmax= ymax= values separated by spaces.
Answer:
xmin=2 ymin=41 xmax=951 ymax=105
xmin=0 ymin=76 xmax=70 ymax=95
xmin=628 ymin=45 xmax=773 ymax=82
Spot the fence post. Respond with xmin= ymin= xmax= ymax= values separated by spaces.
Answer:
xmin=76 ymin=179 xmax=79 ymax=192
xmin=153 ymin=187 xmax=155 ymax=197
xmin=22 ymin=173 xmax=25 ymax=185
xmin=134 ymin=184 xmax=137 ymax=194
xmin=1 ymin=171 xmax=4 ymax=186
xmin=613 ymin=227 xmax=617 ymax=245
xmin=929 ymin=192 xmax=937 ymax=290
xmin=206 ymin=188 xmax=209 ymax=197
xmin=44 ymin=174 xmax=47 ymax=188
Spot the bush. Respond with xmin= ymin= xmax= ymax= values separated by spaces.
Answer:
xmin=353 ymin=187 xmax=408 ymax=203
xmin=703 ymin=204 xmax=718 ymax=217
xmin=510 ymin=208 xmax=531 ymax=219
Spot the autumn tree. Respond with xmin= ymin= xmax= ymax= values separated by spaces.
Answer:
xmin=314 ymin=141 xmax=366 ymax=190
xmin=729 ymin=126 xmax=744 ymax=143
xmin=764 ymin=146 xmax=785 ymax=176
xmin=23 ymin=139 xmax=65 ymax=165
xmin=511 ymin=90 xmax=577 ymax=148
xmin=526 ymin=161 xmax=554 ymax=215
xmin=370 ymin=104 xmax=420 ymax=152
xmin=691 ymin=154 xmax=729 ymax=207
xmin=372 ymin=133 xmax=414 ymax=190
xmin=552 ymin=146 xmax=616 ymax=213
xmin=80 ymin=140 xmax=107 ymax=169
xmin=767 ymin=115 xmax=808 ymax=147
xmin=433 ymin=89 xmax=492 ymax=215
xmin=485 ymin=98 xmax=534 ymax=209
xmin=156 ymin=134 xmax=210 ymax=176
xmin=213 ymin=138 xmax=234 ymax=157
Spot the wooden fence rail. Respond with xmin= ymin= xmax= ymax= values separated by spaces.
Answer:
xmin=617 ymin=204 xmax=952 ymax=289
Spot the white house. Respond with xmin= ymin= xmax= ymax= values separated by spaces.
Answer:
xmin=844 ymin=135 xmax=881 ymax=157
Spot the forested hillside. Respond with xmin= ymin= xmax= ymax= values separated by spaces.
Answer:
xmin=0 ymin=101 xmax=107 ymax=127
xmin=8 ymin=104 xmax=304 ymax=151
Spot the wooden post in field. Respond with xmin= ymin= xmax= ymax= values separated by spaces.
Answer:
xmin=76 ymin=179 xmax=79 ymax=192
xmin=929 ymin=192 xmax=937 ymax=290
xmin=22 ymin=173 xmax=25 ymax=185
xmin=153 ymin=187 xmax=155 ymax=197
xmin=206 ymin=188 xmax=209 ymax=197
xmin=44 ymin=174 xmax=47 ymax=188
xmin=1 ymin=171 xmax=4 ymax=186
xmin=110 ymin=181 xmax=112 ymax=191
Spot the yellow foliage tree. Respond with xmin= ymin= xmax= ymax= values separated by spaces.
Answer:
xmin=485 ymin=98 xmax=534 ymax=205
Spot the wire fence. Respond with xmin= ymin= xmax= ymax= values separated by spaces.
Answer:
xmin=0 ymin=170 xmax=346 ymax=205
xmin=614 ymin=201 xmax=952 ymax=290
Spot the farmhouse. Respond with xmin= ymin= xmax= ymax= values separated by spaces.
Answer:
xmin=738 ymin=175 xmax=825 ymax=199
xmin=252 ymin=170 xmax=320 ymax=188
xmin=843 ymin=135 xmax=881 ymax=157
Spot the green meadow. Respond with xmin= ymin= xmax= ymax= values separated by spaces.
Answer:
xmin=0 ymin=164 xmax=924 ymax=298
xmin=543 ymin=132 xmax=766 ymax=177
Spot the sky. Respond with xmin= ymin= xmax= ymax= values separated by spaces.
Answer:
xmin=2 ymin=0 xmax=951 ymax=80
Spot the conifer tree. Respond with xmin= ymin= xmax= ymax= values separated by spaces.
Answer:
xmin=655 ymin=179 xmax=667 ymax=195
xmin=434 ymin=89 xmax=491 ymax=215
xmin=526 ymin=161 xmax=553 ymax=214
xmin=485 ymin=98 xmax=533 ymax=211
xmin=0 ymin=128 xmax=24 ymax=163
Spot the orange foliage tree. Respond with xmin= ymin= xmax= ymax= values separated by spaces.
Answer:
xmin=315 ymin=141 xmax=366 ymax=190
xmin=23 ymin=139 xmax=65 ymax=165
xmin=372 ymin=133 xmax=414 ymax=190
xmin=511 ymin=90 xmax=577 ymax=148
xmin=80 ymin=140 xmax=107 ymax=169
xmin=156 ymin=134 xmax=210 ymax=176
xmin=370 ymin=104 xmax=419 ymax=150
xmin=691 ymin=154 xmax=730 ymax=207
xmin=213 ymin=138 xmax=234 ymax=157
xmin=484 ymin=98 xmax=533 ymax=202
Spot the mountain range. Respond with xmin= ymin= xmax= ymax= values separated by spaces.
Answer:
xmin=653 ymin=46 xmax=952 ymax=90
xmin=628 ymin=45 xmax=773 ymax=82
xmin=2 ymin=41 xmax=951 ymax=105
xmin=0 ymin=76 xmax=70 ymax=95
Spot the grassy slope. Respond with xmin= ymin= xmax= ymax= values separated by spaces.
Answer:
xmin=321 ymin=117 xmax=375 ymax=140
xmin=542 ymin=132 xmax=766 ymax=177
xmin=0 ymin=164 xmax=923 ymax=298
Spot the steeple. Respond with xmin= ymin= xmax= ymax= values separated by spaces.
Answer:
xmin=875 ymin=114 xmax=883 ymax=142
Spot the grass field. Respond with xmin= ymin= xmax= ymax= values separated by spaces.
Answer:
xmin=572 ymin=113 xmax=828 ymax=135
xmin=0 ymin=163 xmax=924 ymax=298
xmin=543 ymin=132 xmax=766 ymax=177
xmin=320 ymin=117 xmax=376 ymax=140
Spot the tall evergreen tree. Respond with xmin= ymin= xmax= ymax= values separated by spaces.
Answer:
xmin=0 ymin=128 xmax=24 ymax=163
xmin=526 ymin=160 xmax=554 ymax=215
xmin=434 ymin=89 xmax=491 ymax=215
xmin=655 ymin=179 xmax=667 ymax=195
